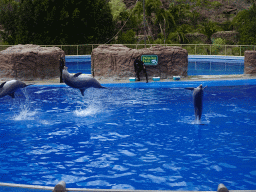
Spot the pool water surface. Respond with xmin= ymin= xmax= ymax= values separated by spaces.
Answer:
xmin=0 ymin=83 xmax=256 ymax=190
xmin=65 ymin=55 xmax=245 ymax=75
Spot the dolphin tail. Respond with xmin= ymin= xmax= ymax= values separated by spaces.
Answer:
xmin=80 ymin=89 xmax=85 ymax=96
xmin=9 ymin=93 xmax=15 ymax=98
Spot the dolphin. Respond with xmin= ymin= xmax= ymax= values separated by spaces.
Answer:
xmin=185 ymin=84 xmax=207 ymax=121
xmin=62 ymin=66 xmax=105 ymax=96
xmin=0 ymin=80 xmax=32 ymax=98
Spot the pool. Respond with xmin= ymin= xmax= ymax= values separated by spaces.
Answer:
xmin=188 ymin=55 xmax=244 ymax=75
xmin=0 ymin=80 xmax=256 ymax=191
xmin=65 ymin=55 xmax=91 ymax=74
xmin=65 ymin=55 xmax=245 ymax=76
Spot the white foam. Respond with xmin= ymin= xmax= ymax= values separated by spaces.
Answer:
xmin=13 ymin=107 xmax=37 ymax=120
xmin=74 ymin=105 xmax=100 ymax=117
xmin=177 ymin=116 xmax=210 ymax=125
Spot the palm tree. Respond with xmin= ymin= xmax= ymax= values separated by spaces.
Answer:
xmin=199 ymin=21 xmax=217 ymax=44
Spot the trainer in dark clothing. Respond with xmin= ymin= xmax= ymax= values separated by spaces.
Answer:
xmin=134 ymin=59 xmax=148 ymax=83
xmin=59 ymin=55 xmax=65 ymax=83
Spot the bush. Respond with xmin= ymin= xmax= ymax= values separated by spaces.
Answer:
xmin=117 ymin=29 xmax=137 ymax=44
xmin=212 ymin=38 xmax=226 ymax=45
xmin=211 ymin=38 xmax=226 ymax=55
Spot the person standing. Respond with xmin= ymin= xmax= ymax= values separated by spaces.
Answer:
xmin=134 ymin=58 xmax=148 ymax=83
xmin=59 ymin=54 xmax=65 ymax=83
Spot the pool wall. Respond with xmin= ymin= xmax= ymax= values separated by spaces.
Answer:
xmin=1 ymin=182 xmax=255 ymax=192
xmin=65 ymin=55 xmax=245 ymax=76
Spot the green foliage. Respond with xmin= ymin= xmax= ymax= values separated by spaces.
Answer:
xmin=231 ymin=47 xmax=241 ymax=56
xmin=188 ymin=10 xmax=201 ymax=27
xmin=0 ymin=0 xmax=114 ymax=45
xmin=145 ymin=0 xmax=162 ymax=17
xmin=211 ymin=38 xmax=226 ymax=55
xmin=1 ymin=0 xmax=256 ymax=46
xmin=0 ymin=0 xmax=19 ymax=44
xmin=219 ymin=21 xmax=233 ymax=31
xmin=109 ymin=0 xmax=126 ymax=21
xmin=213 ymin=38 xmax=226 ymax=45
xmin=168 ymin=1 xmax=191 ymax=26
xmin=167 ymin=24 xmax=191 ymax=44
xmin=117 ymin=29 xmax=136 ymax=44
xmin=153 ymin=33 xmax=165 ymax=44
xmin=232 ymin=3 xmax=256 ymax=45
xmin=199 ymin=21 xmax=218 ymax=44
xmin=210 ymin=1 xmax=223 ymax=9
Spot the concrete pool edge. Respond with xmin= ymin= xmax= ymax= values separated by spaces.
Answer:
xmin=25 ymin=76 xmax=256 ymax=88
xmin=1 ymin=182 xmax=256 ymax=192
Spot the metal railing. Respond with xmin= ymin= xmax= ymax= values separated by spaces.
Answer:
xmin=0 ymin=44 xmax=255 ymax=56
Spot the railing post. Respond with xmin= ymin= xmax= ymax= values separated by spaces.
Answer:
xmin=210 ymin=45 xmax=211 ymax=55
xmin=225 ymin=45 xmax=226 ymax=56
xmin=195 ymin=45 xmax=197 ymax=55
xmin=240 ymin=45 xmax=241 ymax=56
xmin=77 ymin=45 xmax=78 ymax=55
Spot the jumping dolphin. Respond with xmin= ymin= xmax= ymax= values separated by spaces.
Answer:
xmin=62 ymin=66 xmax=105 ymax=96
xmin=185 ymin=84 xmax=207 ymax=121
xmin=0 ymin=80 xmax=32 ymax=98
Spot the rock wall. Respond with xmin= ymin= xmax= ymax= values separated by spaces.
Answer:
xmin=91 ymin=44 xmax=188 ymax=79
xmin=211 ymin=31 xmax=239 ymax=44
xmin=244 ymin=50 xmax=256 ymax=75
xmin=0 ymin=44 xmax=65 ymax=80
xmin=185 ymin=33 xmax=208 ymax=44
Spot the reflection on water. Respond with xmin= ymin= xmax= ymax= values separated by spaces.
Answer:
xmin=0 ymin=85 xmax=256 ymax=190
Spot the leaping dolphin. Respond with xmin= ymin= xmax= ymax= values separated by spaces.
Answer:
xmin=185 ymin=84 xmax=207 ymax=121
xmin=0 ymin=80 xmax=32 ymax=98
xmin=62 ymin=66 xmax=105 ymax=96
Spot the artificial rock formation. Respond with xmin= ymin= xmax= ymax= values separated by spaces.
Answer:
xmin=244 ymin=50 xmax=256 ymax=75
xmin=91 ymin=44 xmax=188 ymax=79
xmin=0 ymin=44 xmax=65 ymax=80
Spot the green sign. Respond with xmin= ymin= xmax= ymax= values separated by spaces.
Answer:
xmin=141 ymin=55 xmax=158 ymax=65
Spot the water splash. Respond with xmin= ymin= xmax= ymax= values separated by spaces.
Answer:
xmin=12 ymin=88 xmax=38 ymax=121
xmin=13 ymin=106 xmax=37 ymax=120
xmin=178 ymin=116 xmax=210 ymax=125
xmin=74 ymin=104 xmax=100 ymax=117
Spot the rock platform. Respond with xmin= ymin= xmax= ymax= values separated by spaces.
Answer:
xmin=91 ymin=44 xmax=188 ymax=80
xmin=0 ymin=44 xmax=64 ymax=80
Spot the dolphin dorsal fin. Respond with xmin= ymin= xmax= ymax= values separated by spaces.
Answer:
xmin=73 ymin=73 xmax=83 ymax=77
xmin=0 ymin=82 xmax=6 ymax=88
xmin=8 ymin=92 xmax=15 ymax=98
xmin=80 ymin=89 xmax=85 ymax=96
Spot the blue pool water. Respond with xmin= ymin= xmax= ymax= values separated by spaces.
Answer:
xmin=65 ymin=55 xmax=91 ymax=74
xmin=0 ymin=80 xmax=256 ymax=190
xmin=188 ymin=55 xmax=244 ymax=75
xmin=65 ymin=55 xmax=244 ymax=75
